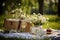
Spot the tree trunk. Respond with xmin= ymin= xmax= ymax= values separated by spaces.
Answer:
xmin=0 ymin=0 xmax=3 ymax=15
xmin=48 ymin=0 xmax=53 ymax=14
xmin=58 ymin=0 xmax=60 ymax=16
xmin=55 ymin=0 xmax=58 ymax=15
xmin=38 ymin=0 xmax=44 ymax=15
xmin=55 ymin=0 xmax=58 ymax=6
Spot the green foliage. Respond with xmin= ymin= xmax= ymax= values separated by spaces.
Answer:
xmin=3 ymin=0 xmax=39 ymax=14
xmin=44 ymin=0 xmax=58 ymax=14
xmin=21 ymin=0 xmax=39 ymax=14
xmin=43 ymin=15 xmax=60 ymax=30
xmin=0 ymin=15 xmax=5 ymax=29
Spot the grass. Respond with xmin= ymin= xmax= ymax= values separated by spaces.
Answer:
xmin=43 ymin=15 xmax=60 ymax=30
xmin=0 ymin=14 xmax=12 ymax=29
xmin=0 ymin=15 xmax=5 ymax=29
xmin=0 ymin=14 xmax=60 ymax=30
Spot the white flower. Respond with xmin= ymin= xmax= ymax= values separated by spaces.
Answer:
xmin=11 ymin=8 xmax=47 ymax=24
xmin=41 ymin=17 xmax=47 ymax=23
xmin=2 ymin=2 xmax=5 ymax=6
xmin=12 ymin=10 xmax=15 ymax=13
xmin=46 ymin=18 xmax=49 ymax=20
xmin=18 ymin=3 xmax=21 ymax=6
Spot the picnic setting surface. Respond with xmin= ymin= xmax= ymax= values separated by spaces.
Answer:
xmin=0 ymin=29 xmax=60 ymax=40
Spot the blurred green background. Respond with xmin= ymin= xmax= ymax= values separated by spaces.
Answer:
xmin=0 ymin=0 xmax=59 ymax=30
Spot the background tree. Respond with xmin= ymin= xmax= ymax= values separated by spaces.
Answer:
xmin=58 ymin=0 xmax=60 ymax=16
xmin=0 ymin=0 xmax=4 ymax=15
xmin=49 ymin=0 xmax=53 ymax=14
xmin=38 ymin=0 xmax=44 ymax=15
xmin=54 ymin=0 xmax=58 ymax=15
xmin=2 ymin=0 xmax=21 ymax=14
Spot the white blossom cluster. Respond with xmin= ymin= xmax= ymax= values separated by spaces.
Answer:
xmin=11 ymin=8 xmax=47 ymax=25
